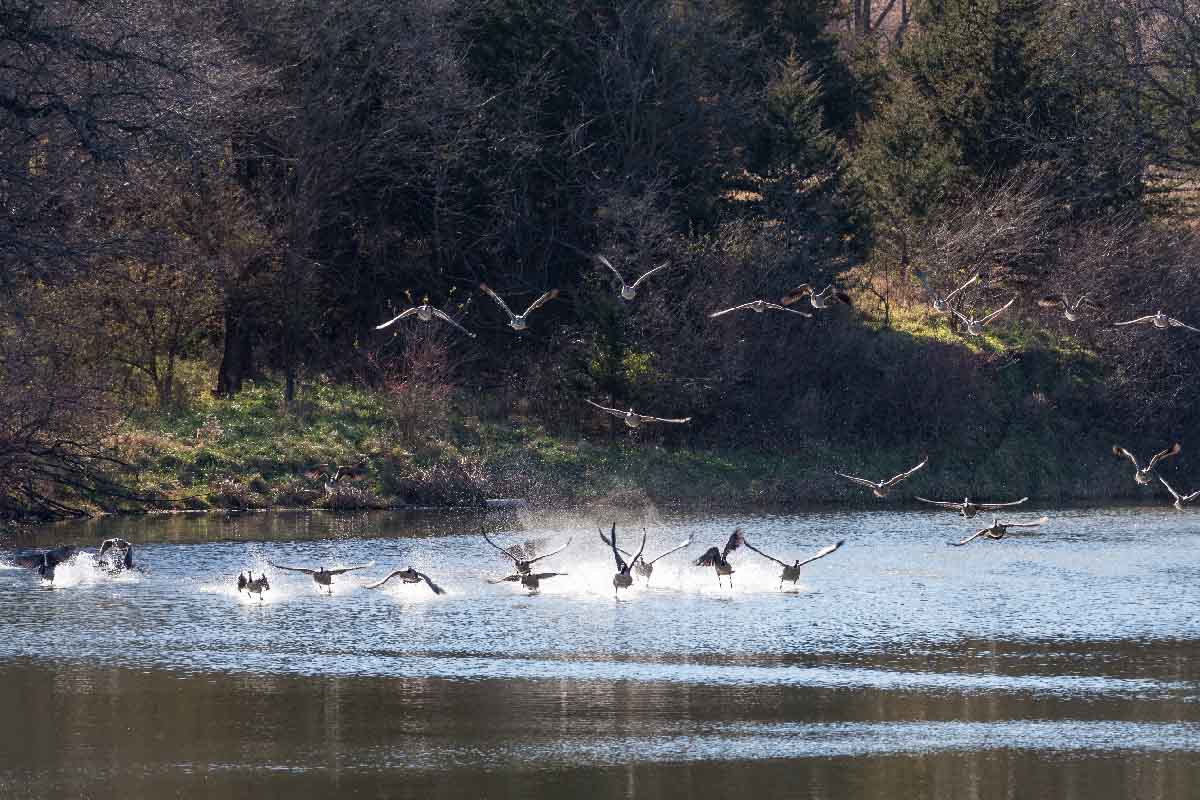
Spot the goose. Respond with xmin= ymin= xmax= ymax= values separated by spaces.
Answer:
xmin=1113 ymin=443 xmax=1181 ymax=485
xmin=479 ymin=283 xmax=559 ymax=331
xmin=916 ymin=271 xmax=979 ymax=314
xmin=948 ymin=516 xmax=1049 ymax=546
xmin=481 ymin=531 xmax=571 ymax=576
xmin=237 ymin=572 xmax=270 ymax=599
xmin=1113 ymin=310 xmax=1199 ymax=333
xmin=96 ymin=538 xmax=135 ymax=573
xmin=604 ymin=522 xmax=646 ymax=596
xmin=1037 ymin=294 xmax=1100 ymax=322
xmin=914 ymin=496 xmax=1029 ymax=519
xmin=743 ymin=538 xmax=844 ymax=590
xmin=709 ymin=300 xmax=812 ymax=319
xmin=595 ymin=254 xmax=669 ymax=300
xmin=836 ymin=457 xmax=928 ymax=498
xmin=585 ymin=399 xmax=691 ymax=428
xmin=780 ymin=283 xmax=852 ymax=309
xmin=268 ymin=561 xmax=373 ymax=593
xmin=952 ymin=297 xmax=1016 ymax=336
xmin=599 ymin=529 xmax=692 ymax=583
xmin=1159 ymin=475 xmax=1200 ymax=511
xmin=694 ymin=528 xmax=744 ymax=587
xmin=13 ymin=545 xmax=78 ymax=584
xmin=305 ymin=462 xmax=368 ymax=483
xmin=375 ymin=301 xmax=476 ymax=338
xmin=489 ymin=572 xmax=566 ymax=592
xmin=365 ymin=566 xmax=446 ymax=595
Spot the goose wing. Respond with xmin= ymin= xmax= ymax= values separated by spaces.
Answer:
xmin=529 ymin=572 xmax=565 ymax=579
xmin=604 ymin=523 xmax=628 ymax=572
xmin=779 ymin=283 xmax=813 ymax=306
xmin=646 ymin=535 xmax=693 ymax=565
xmin=915 ymin=496 xmax=962 ymax=510
xmin=599 ymin=526 xmax=636 ymax=559
xmin=742 ymin=539 xmax=786 ymax=567
xmin=1147 ymin=442 xmax=1182 ymax=469
xmin=694 ymin=546 xmax=723 ymax=567
xmin=639 ymin=414 xmax=692 ymax=424
xmin=882 ymin=457 xmax=928 ymax=488
xmin=1182 ymin=489 xmax=1200 ymax=502
xmin=481 ymin=531 xmax=520 ymax=563
xmin=949 ymin=528 xmax=991 ymax=547
xmin=525 ymin=537 xmax=572 ymax=565
xmin=586 ymin=399 xmax=626 ymax=418
xmin=977 ymin=497 xmax=1029 ymax=509
xmin=488 ymin=574 xmax=521 ymax=584
xmin=413 ymin=569 xmax=446 ymax=595
xmin=375 ymin=307 xmax=419 ymax=330
xmin=522 ymin=289 xmax=560 ymax=317
xmin=1000 ymin=517 xmax=1049 ymax=528
xmin=1114 ymin=315 xmax=1157 ymax=326
xmin=1159 ymin=475 xmax=1182 ymax=501
xmin=1167 ymin=316 xmax=1200 ymax=333
xmin=951 ymin=308 xmax=972 ymax=324
xmin=365 ymin=569 xmax=405 ymax=589
xmin=326 ymin=563 xmax=374 ymax=575
xmin=479 ymin=283 xmax=516 ymax=319
xmin=944 ymin=273 xmax=980 ymax=302
xmin=723 ymin=528 xmax=745 ymax=558
xmin=836 ymin=471 xmax=880 ymax=489
xmin=794 ymin=540 xmax=845 ymax=569
xmin=1037 ymin=294 xmax=1066 ymax=309
xmin=979 ymin=297 xmax=1016 ymax=325
xmin=237 ymin=572 xmax=247 ymax=591
xmin=504 ymin=537 xmax=550 ymax=561
xmin=268 ymin=561 xmax=317 ymax=575
xmin=629 ymin=261 xmax=669 ymax=288
xmin=709 ymin=301 xmax=760 ymax=318
xmin=429 ymin=307 xmax=476 ymax=338
xmin=631 ymin=530 xmax=648 ymax=566
xmin=1112 ymin=445 xmax=1141 ymax=468
xmin=765 ymin=302 xmax=813 ymax=317
xmin=594 ymin=253 xmax=626 ymax=284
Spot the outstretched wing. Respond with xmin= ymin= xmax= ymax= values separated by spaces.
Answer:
xmin=882 ymin=457 xmax=928 ymax=488
xmin=629 ymin=261 xmax=669 ymax=288
xmin=430 ymin=307 xmax=476 ymax=338
xmin=766 ymin=302 xmax=813 ymax=317
xmin=779 ymin=283 xmax=813 ymax=306
xmin=723 ymin=528 xmax=745 ymax=559
xmin=949 ymin=529 xmax=990 ymax=547
xmin=1112 ymin=445 xmax=1141 ymax=468
xmin=327 ymin=563 xmax=374 ymax=575
xmin=979 ymin=297 xmax=1016 ymax=325
xmin=365 ymin=569 xmax=405 ymax=590
xmin=1159 ymin=474 xmax=1182 ymax=501
xmin=529 ymin=572 xmax=565 ymax=579
xmin=1167 ymin=316 xmax=1200 ymax=333
xmin=640 ymin=414 xmax=692 ymax=424
xmin=1001 ymin=517 xmax=1049 ymax=528
xmin=599 ymin=525 xmax=636 ymax=560
xmin=268 ymin=561 xmax=316 ymax=575
xmin=522 ymin=289 xmax=560 ymax=317
xmin=594 ymin=254 xmax=626 ymax=284
xmin=646 ymin=535 xmax=693 ymax=565
xmin=945 ymin=273 xmax=980 ymax=302
xmin=978 ymin=497 xmax=1029 ymax=509
xmin=481 ymin=531 xmax=520 ymax=563
xmin=951 ymin=308 xmax=972 ymax=325
xmin=694 ymin=546 xmax=723 ymax=567
xmin=604 ymin=523 xmax=628 ymax=572
xmin=1148 ymin=442 xmax=1182 ymax=469
xmin=1113 ymin=315 xmax=1157 ymax=326
xmin=709 ymin=302 xmax=759 ymax=318
xmin=479 ymin=283 xmax=516 ymax=319
xmin=488 ymin=574 xmax=521 ymax=584
xmin=526 ymin=537 xmax=572 ymax=565
xmin=795 ymin=540 xmax=844 ymax=569
xmin=914 ymin=496 xmax=962 ymax=510
xmin=836 ymin=471 xmax=879 ymax=489
xmin=742 ymin=539 xmax=786 ymax=567
xmin=586 ymin=398 xmax=625 ymax=418
xmin=413 ymin=570 xmax=446 ymax=595
xmin=375 ymin=307 xmax=419 ymax=330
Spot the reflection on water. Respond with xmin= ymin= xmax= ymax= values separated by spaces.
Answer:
xmin=2 ymin=507 xmax=1199 ymax=798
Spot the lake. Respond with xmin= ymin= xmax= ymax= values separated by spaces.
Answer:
xmin=2 ymin=505 xmax=1199 ymax=798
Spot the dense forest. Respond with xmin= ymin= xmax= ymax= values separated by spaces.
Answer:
xmin=2 ymin=0 xmax=1199 ymax=520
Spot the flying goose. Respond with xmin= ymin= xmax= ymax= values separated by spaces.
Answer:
xmin=743 ymin=538 xmax=844 ymax=589
xmin=836 ymin=457 xmax=928 ymax=498
xmin=780 ymin=283 xmax=852 ymax=309
xmin=375 ymin=301 xmax=476 ymax=338
xmin=481 ymin=531 xmax=571 ymax=575
xmin=1113 ymin=310 xmax=1199 ymax=333
xmin=489 ymin=572 xmax=567 ymax=592
xmin=709 ymin=300 xmax=812 ymax=319
xmin=1037 ymin=294 xmax=1100 ymax=322
xmin=694 ymin=528 xmax=744 ymax=587
xmin=1159 ymin=475 xmax=1200 ymax=511
xmin=604 ymin=522 xmax=646 ymax=596
xmin=237 ymin=572 xmax=270 ymax=599
xmin=479 ymin=283 xmax=559 ymax=331
xmin=595 ymin=254 xmax=669 ymax=300
xmin=365 ymin=566 xmax=446 ymax=595
xmin=599 ymin=529 xmax=693 ymax=583
xmin=1113 ymin=443 xmax=1181 ymax=485
xmin=268 ymin=561 xmax=373 ymax=593
xmin=96 ymin=538 xmax=135 ymax=573
xmin=585 ymin=399 xmax=691 ymax=428
xmin=916 ymin=271 xmax=978 ymax=314
xmin=948 ymin=516 xmax=1049 ymax=546
xmin=952 ymin=297 xmax=1016 ymax=336
xmin=914 ymin=496 xmax=1029 ymax=519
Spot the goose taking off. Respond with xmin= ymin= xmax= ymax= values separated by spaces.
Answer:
xmin=1113 ymin=443 xmax=1181 ymax=485
xmin=489 ymin=572 xmax=566 ymax=592
xmin=1114 ymin=310 xmax=1199 ymax=333
xmin=585 ymin=399 xmax=691 ymax=428
xmin=948 ymin=516 xmax=1049 ymax=547
xmin=780 ymin=283 xmax=851 ymax=309
xmin=694 ymin=528 xmax=744 ymax=587
xmin=365 ymin=567 xmax=446 ymax=595
xmin=836 ymin=457 xmax=928 ymax=498
xmin=1159 ymin=476 xmax=1200 ymax=511
xmin=709 ymin=300 xmax=812 ymax=319
xmin=1037 ymin=294 xmax=1100 ymax=322
xmin=743 ymin=538 xmax=844 ymax=590
xmin=96 ymin=538 xmax=135 ymax=573
xmin=604 ymin=522 xmax=646 ymax=596
xmin=13 ymin=545 xmax=78 ymax=584
xmin=595 ymin=254 xmax=668 ymax=300
xmin=375 ymin=302 xmax=476 ymax=338
xmin=599 ymin=529 xmax=692 ymax=583
xmin=237 ymin=572 xmax=270 ymax=599
xmin=915 ymin=496 xmax=1029 ymax=519
xmin=481 ymin=531 xmax=571 ymax=576
xmin=916 ymin=271 xmax=978 ymax=314
xmin=479 ymin=283 xmax=559 ymax=332
xmin=952 ymin=297 xmax=1016 ymax=336
xmin=268 ymin=561 xmax=373 ymax=593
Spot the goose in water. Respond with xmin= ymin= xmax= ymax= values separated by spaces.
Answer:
xmin=481 ymin=531 xmax=571 ymax=576
xmin=365 ymin=566 xmax=446 ymax=595
xmin=914 ymin=496 xmax=1029 ymax=519
xmin=1037 ymin=294 xmax=1100 ymax=322
xmin=479 ymin=283 xmax=559 ymax=332
xmin=237 ymin=572 xmax=270 ymax=600
xmin=743 ymin=538 xmax=844 ymax=590
xmin=599 ymin=529 xmax=692 ymax=583
xmin=489 ymin=571 xmax=567 ymax=592
xmin=375 ymin=301 xmax=476 ymax=338
xmin=1159 ymin=476 xmax=1200 ymax=511
xmin=780 ymin=283 xmax=852 ymax=309
xmin=1113 ymin=443 xmax=1181 ymax=485
xmin=13 ymin=545 xmax=78 ymax=584
xmin=1113 ymin=310 xmax=1199 ymax=333
xmin=709 ymin=300 xmax=812 ymax=319
xmin=268 ymin=561 xmax=373 ymax=593
xmin=948 ymin=516 xmax=1049 ymax=547
xmin=594 ymin=254 xmax=669 ymax=300
xmin=96 ymin=538 xmax=135 ymax=574
xmin=952 ymin=297 xmax=1016 ymax=336
xmin=836 ymin=457 xmax=928 ymax=498
xmin=585 ymin=399 xmax=691 ymax=428
xmin=604 ymin=522 xmax=646 ymax=596
xmin=916 ymin=271 xmax=978 ymax=314
xmin=694 ymin=528 xmax=744 ymax=587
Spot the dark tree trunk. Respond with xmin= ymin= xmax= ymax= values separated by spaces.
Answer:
xmin=216 ymin=300 xmax=255 ymax=397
